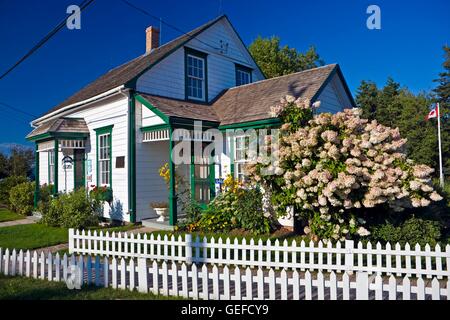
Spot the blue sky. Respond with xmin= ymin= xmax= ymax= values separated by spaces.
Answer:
xmin=0 ymin=0 xmax=449 ymax=147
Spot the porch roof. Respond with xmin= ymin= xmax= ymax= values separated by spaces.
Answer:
xmin=26 ymin=118 xmax=90 ymax=141
xmin=137 ymin=93 xmax=220 ymax=123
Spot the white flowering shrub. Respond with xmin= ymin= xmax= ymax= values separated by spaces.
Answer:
xmin=246 ymin=96 xmax=443 ymax=241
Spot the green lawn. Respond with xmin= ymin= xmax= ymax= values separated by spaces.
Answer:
xmin=0 ymin=224 xmax=68 ymax=251
xmin=0 ymin=275 xmax=180 ymax=300
xmin=0 ymin=208 xmax=24 ymax=222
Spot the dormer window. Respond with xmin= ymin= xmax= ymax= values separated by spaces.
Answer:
xmin=235 ymin=64 xmax=252 ymax=86
xmin=185 ymin=48 xmax=208 ymax=101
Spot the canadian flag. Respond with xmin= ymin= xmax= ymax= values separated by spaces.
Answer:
xmin=425 ymin=103 xmax=439 ymax=120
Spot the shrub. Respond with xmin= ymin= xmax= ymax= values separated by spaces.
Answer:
xmin=246 ymin=95 xmax=443 ymax=241
xmin=183 ymin=177 xmax=271 ymax=235
xmin=370 ymin=217 xmax=442 ymax=246
xmin=0 ymin=175 xmax=28 ymax=207
xmin=9 ymin=181 xmax=35 ymax=215
xmin=41 ymin=188 xmax=101 ymax=229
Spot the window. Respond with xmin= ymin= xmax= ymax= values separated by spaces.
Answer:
xmin=235 ymin=65 xmax=252 ymax=86
xmin=98 ymin=133 xmax=111 ymax=186
xmin=185 ymin=48 xmax=207 ymax=101
xmin=234 ymin=135 xmax=250 ymax=182
xmin=48 ymin=150 xmax=55 ymax=184
xmin=96 ymin=125 xmax=113 ymax=187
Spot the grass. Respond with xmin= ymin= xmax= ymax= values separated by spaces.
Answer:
xmin=0 ymin=208 xmax=24 ymax=222
xmin=0 ymin=224 xmax=68 ymax=251
xmin=0 ymin=275 xmax=180 ymax=300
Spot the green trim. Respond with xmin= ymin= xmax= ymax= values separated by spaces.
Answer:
xmin=33 ymin=144 xmax=40 ymax=208
xmin=229 ymin=135 xmax=235 ymax=177
xmin=27 ymin=132 xmax=88 ymax=142
xmin=73 ymin=149 xmax=85 ymax=190
xmin=53 ymin=140 xmax=58 ymax=195
xmin=219 ymin=118 xmax=281 ymax=130
xmin=222 ymin=15 xmax=267 ymax=80
xmin=168 ymin=127 xmax=177 ymax=226
xmin=209 ymin=158 xmax=216 ymax=200
xmin=128 ymin=95 xmax=137 ymax=223
xmin=235 ymin=63 xmax=253 ymax=86
xmin=169 ymin=117 xmax=219 ymax=130
xmin=140 ymin=123 xmax=170 ymax=132
xmin=94 ymin=125 xmax=114 ymax=134
xmin=95 ymin=125 xmax=113 ymax=188
xmin=135 ymin=94 xmax=170 ymax=123
xmin=184 ymin=47 xmax=208 ymax=103
xmin=125 ymin=16 xmax=225 ymax=89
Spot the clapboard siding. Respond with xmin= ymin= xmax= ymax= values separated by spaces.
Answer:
xmin=136 ymin=19 xmax=264 ymax=102
xmin=68 ymin=96 xmax=130 ymax=221
xmin=142 ymin=106 xmax=165 ymax=127
xmin=316 ymin=74 xmax=352 ymax=113
xmin=39 ymin=151 xmax=49 ymax=185
xmin=135 ymin=101 xmax=169 ymax=221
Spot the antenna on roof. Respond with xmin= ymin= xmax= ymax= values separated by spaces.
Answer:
xmin=218 ymin=0 xmax=223 ymax=15
xmin=159 ymin=17 xmax=163 ymax=45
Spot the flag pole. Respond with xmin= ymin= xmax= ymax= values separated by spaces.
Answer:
xmin=437 ymin=102 xmax=445 ymax=188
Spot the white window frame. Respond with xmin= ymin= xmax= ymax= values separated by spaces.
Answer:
xmin=186 ymin=54 xmax=205 ymax=101
xmin=234 ymin=135 xmax=250 ymax=182
xmin=236 ymin=68 xmax=251 ymax=86
xmin=98 ymin=133 xmax=111 ymax=186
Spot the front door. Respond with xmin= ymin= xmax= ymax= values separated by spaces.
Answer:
xmin=74 ymin=149 xmax=85 ymax=189
xmin=191 ymin=156 xmax=215 ymax=208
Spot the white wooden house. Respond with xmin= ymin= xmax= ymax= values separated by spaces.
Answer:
xmin=26 ymin=15 xmax=355 ymax=228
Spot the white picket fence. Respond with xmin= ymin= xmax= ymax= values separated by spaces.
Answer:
xmin=1 ymin=247 xmax=449 ymax=300
xmin=69 ymin=229 xmax=450 ymax=279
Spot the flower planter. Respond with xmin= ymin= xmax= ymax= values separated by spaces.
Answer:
xmin=154 ymin=207 xmax=169 ymax=222
xmin=99 ymin=188 xmax=113 ymax=202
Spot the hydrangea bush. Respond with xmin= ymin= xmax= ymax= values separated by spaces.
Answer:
xmin=246 ymin=96 xmax=442 ymax=241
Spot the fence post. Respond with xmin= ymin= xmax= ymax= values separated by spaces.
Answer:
xmin=137 ymin=258 xmax=148 ymax=293
xmin=356 ymin=272 xmax=369 ymax=300
xmin=185 ymin=234 xmax=193 ymax=265
xmin=68 ymin=229 xmax=74 ymax=254
xmin=345 ymin=240 xmax=354 ymax=273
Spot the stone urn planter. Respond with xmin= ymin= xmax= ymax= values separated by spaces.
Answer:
xmin=150 ymin=202 xmax=169 ymax=222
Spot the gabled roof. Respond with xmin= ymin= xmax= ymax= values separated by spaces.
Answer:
xmin=138 ymin=93 xmax=219 ymax=122
xmin=38 ymin=15 xmax=227 ymax=119
xmin=137 ymin=64 xmax=351 ymax=126
xmin=213 ymin=64 xmax=341 ymax=125
xmin=26 ymin=118 xmax=89 ymax=140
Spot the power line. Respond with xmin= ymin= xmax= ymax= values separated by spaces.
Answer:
xmin=120 ymin=0 xmax=221 ymax=52
xmin=0 ymin=0 xmax=96 ymax=81
xmin=0 ymin=102 xmax=37 ymax=118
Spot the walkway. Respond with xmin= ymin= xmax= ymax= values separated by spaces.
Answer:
xmin=0 ymin=216 xmax=37 ymax=228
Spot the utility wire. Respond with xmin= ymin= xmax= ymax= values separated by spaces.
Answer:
xmin=0 ymin=102 xmax=37 ymax=118
xmin=0 ymin=0 xmax=96 ymax=81
xmin=120 ymin=0 xmax=221 ymax=52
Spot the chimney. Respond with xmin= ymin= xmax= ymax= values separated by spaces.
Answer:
xmin=146 ymin=26 xmax=160 ymax=53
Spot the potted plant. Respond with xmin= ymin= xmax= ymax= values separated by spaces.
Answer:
xmin=89 ymin=185 xmax=113 ymax=203
xmin=150 ymin=201 xmax=169 ymax=222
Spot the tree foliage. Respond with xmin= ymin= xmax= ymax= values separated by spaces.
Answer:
xmin=0 ymin=145 xmax=34 ymax=179
xmin=248 ymin=36 xmax=323 ymax=78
